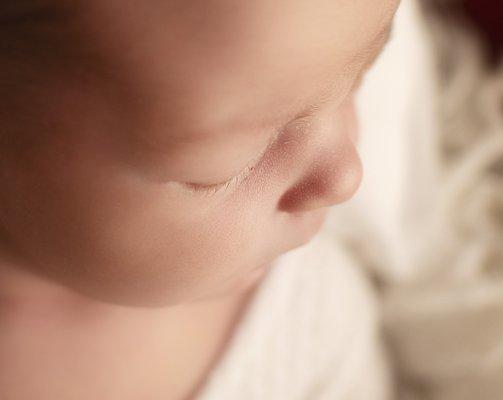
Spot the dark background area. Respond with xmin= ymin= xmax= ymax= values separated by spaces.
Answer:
xmin=464 ymin=0 xmax=502 ymax=63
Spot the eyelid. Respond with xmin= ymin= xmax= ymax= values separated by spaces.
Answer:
xmin=186 ymin=162 xmax=255 ymax=196
xmin=184 ymin=130 xmax=280 ymax=196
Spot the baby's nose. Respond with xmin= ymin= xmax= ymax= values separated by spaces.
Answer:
xmin=278 ymin=141 xmax=362 ymax=212
xmin=278 ymin=98 xmax=362 ymax=212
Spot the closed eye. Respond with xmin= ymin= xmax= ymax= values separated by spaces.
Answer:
xmin=186 ymin=162 xmax=257 ymax=196
xmin=183 ymin=128 xmax=280 ymax=196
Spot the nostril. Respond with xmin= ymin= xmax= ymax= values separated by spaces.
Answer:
xmin=278 ymin=147 xmax=363 ymax=213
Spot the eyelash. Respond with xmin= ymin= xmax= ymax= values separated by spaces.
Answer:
xmin=187 ymin=162 xmax=257 ymax=196
xmin=186 ymin=131 xmax=279 ymax=197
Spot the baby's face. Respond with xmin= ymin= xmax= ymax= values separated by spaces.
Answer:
xmin=0 ymin=0 xmax=398 ymax=306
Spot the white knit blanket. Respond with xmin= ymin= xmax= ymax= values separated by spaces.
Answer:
xmin=196 ymin=236 xmax=391 ymax=400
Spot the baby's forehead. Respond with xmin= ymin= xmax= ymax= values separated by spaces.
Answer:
xmin=2 ymin=0 xmax=396 ymax=142
xmin=84 ymin=1 xmax=392 ymax=119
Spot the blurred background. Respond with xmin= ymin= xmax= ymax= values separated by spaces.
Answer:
xmin=325 ymin=0 xmax=502 ymax=398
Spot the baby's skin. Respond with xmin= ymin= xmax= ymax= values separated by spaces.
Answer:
xmin=0 ymin=1 xmax=399 ymax=399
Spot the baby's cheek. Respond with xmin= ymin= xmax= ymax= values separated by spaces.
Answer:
xmin=1 ymin=126 xmax=274 ymax=307
xmin=155 ymin=197 xmax=269 ymax=285
xmin=59 ymin=176 xmax=272 ymax=305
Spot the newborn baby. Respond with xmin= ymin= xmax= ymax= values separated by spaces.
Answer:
xmin=0 ymin=1 xmax=399 ymax=399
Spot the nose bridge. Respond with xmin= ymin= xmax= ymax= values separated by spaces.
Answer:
xmin=277 ymin=99 xmax=362 ymax=213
